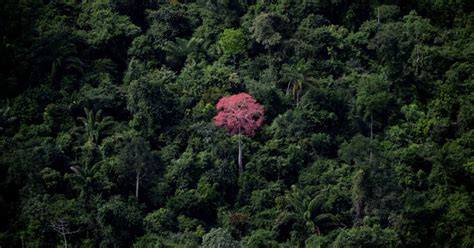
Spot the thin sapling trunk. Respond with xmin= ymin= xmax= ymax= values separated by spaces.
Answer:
xmin=238 ymin=130 xmax=243 ymax=175
xmin=369 ymin=112 xmax=374 ymax=164
xmin=136 ymin=170 xmax=140 ymax=199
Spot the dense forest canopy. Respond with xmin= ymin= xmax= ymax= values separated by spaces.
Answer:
xmin=0 ymin=0 xmax=473 ymax=247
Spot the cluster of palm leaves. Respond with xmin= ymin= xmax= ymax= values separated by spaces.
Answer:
xmin=281 ymin=59 xmax=318 ymax=105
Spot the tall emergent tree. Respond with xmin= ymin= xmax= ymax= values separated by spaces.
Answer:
xmin=215 ymin=93 xmax=264 ymax=175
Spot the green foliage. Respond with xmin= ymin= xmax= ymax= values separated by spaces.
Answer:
xmin=219 ymin=29 xmax=246 ymax=56
xmin=127 ymin=68 xmax=176 ymax=137
xmin=353 ymin=72 xmax=393 ymax=121
xmin=250 ymin=13 xmax=286 ymax=49
xmin=144 ymin=208 xmax=174 ymax=234
xmin=96 ymin=196 xmax=143 ymax=247
xmin=201 ymin=228 xmax=241 ymax=248
xmin=333 ymin=225 xmax=400 ymax=248
xmin=242 ymin=229 xmax=277 ymax=248
xmin=76 ymin=1 xmax=140 ymax=47
xmin=1 ymin=1 xmax=473 ymax=247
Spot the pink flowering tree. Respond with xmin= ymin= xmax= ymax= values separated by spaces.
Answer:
xmin=214 ymin=93 xmax=264 ymax=175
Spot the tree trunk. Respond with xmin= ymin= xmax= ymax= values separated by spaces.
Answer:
xmin=238 ymin=132 xmax=243 ymax=176
xmin=286 ymin=80 xmax=293 ymax=96
xmin=63 ymin=233 xmax=68 ymax=248
xmin=377 ymin=7 xmax=380 ymax=24
xmin=369 ymin=112 xmax=374 ymax=164
xmin=355 ymin=198 xmax=364 ymax=226
xmin=370 ymin=112 xmax=373 ymax=140
xmin=352 ymin=169 xmax=366 ymax=226
xmin=135 ymin=171 xmax=140 ymax=199
xmin=296 ymin=89 xmax=301 ymax=106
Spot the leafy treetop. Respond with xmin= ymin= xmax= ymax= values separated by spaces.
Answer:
xmin=214 ymin=93 xmax=264 ymax=137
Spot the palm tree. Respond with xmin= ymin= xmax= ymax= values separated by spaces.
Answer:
xmin=162 ymin=37 xmax=207 ymax=68
xmin=48 ymin=40 xmax=84 ymax=84
xmin=69 ymin=108 xmax=113 ymax=200
xmin=76 ymin=108 xmax=114 ymax=145
xmin=275 ymin=186 xmax=345 ymax=243
xmin=50 ymin=54 xmax=84 ymax=83
xmin=69 ymin=161 xmax=103 ymax=200
xmin=281 ymin=59 xmax=318 ymax=106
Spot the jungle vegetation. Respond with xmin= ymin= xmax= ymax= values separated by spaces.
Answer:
xmin=0 ymin=0 xmax=473 ymax=247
